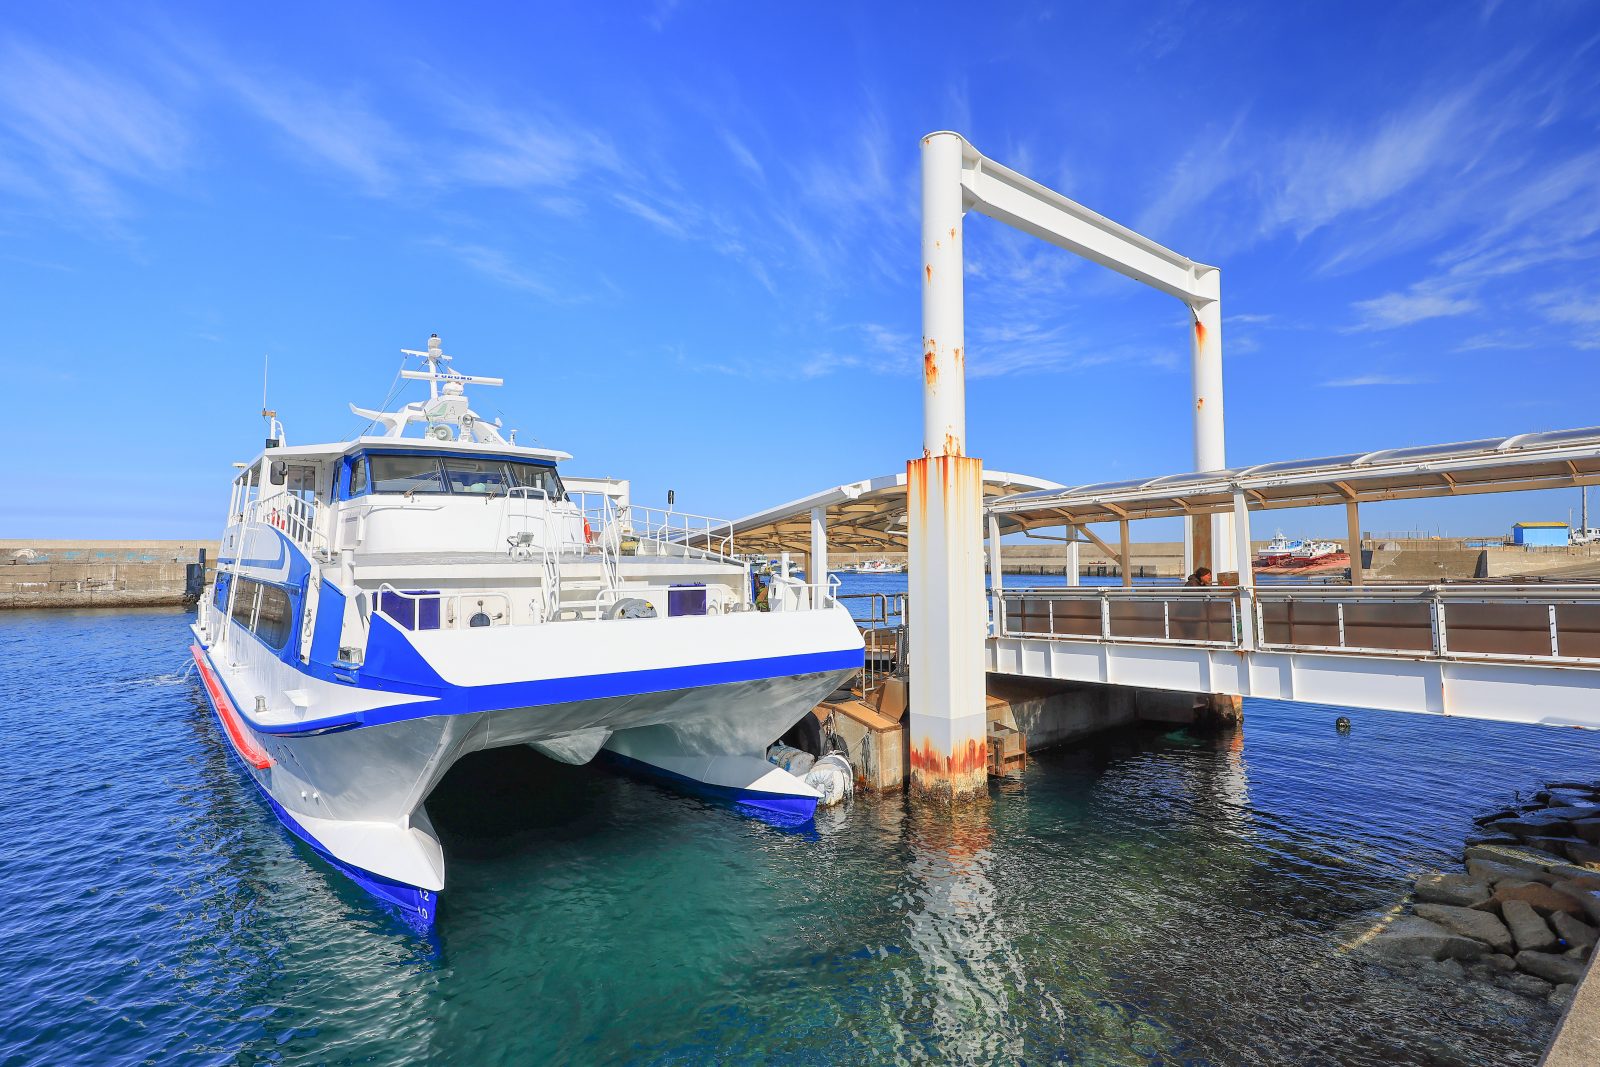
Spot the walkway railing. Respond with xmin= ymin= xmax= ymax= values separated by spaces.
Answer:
xmin=997 ymin=584 xmax=1600 ymax=667
xmin=839 ymin=591 xmax=907 ymax=693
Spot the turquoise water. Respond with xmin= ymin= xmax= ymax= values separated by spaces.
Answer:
xmin=4 ymin=592 xmax=1599 ymax=1065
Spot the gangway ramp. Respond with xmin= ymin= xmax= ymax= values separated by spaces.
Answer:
xmin=991 ymin=583 xmax=1600 ymax=727
xmin=985 ymin=425 xmax=1600 ymax=730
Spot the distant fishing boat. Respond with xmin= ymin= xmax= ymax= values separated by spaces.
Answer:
xmin=190 ymin=334 xmax=863 ymax=926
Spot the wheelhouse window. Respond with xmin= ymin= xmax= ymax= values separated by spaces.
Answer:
xmin=349 ymin=456 xmax=369 ymax=496
xmin=442 ymin=458 xmax=513 ymax=495
xmin=506 ymin=461 xmax=564 ymax=499
xmin=360 ymin=453 xmax=564 ymax=499
xmin=371 ymin=455 xmax=447 ymax=495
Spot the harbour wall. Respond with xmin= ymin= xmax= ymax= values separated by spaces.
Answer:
xmin=1 ymin=540 xmax=219 ymax=610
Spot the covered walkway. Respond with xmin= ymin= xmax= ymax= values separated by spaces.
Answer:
xmin=987 ymin=426 xmax=1600 ymax=728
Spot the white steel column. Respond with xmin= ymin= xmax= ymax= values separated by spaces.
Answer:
xmin=1067 ymin=524 xmax=1080 ymax=586
xmin=909 ymin=131 xmax=988 ymax=801
xmin=1233 ymin=490 xmax=1255 ymax=652
xmin=810 ymin=506 xmax=829 ymax=607
xmin=1346 ymin=501 xmax=1364 ymax=587
xmin=987 ymin=513 xmax=1003 ymax=631
xmin=1191 ymin=276 xmax=1234 ymax=572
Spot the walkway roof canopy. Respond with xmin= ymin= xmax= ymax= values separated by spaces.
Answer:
xmin=988 ymin=426 xmax=1600 ymax=530
xmin=729 ymin=470 xmax=1062 ymax=554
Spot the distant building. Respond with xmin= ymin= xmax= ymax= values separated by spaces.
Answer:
xmin=1512 ymin=521 xmax=1569 ymax=547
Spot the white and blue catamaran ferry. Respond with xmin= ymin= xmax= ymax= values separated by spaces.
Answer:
xmin=191 ymin=335 xmax=864 ymax=926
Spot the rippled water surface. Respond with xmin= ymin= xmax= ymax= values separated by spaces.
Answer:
xmin=5 ymin=600 xmax=1600 ymax=1065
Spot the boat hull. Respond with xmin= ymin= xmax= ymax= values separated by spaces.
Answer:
xmin=190 ymin=608 xmax=861 ymax=925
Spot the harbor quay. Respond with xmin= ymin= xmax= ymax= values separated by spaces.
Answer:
xmin=1 ymin=540 xmax=218 ymax=609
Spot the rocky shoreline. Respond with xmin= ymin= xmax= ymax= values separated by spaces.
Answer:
xmin=1361 ymin=780 xmax=1600 ymax=1010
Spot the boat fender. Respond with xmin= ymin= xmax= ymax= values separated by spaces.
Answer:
xmin=804 ymin=754 xmax=853 ymax=807
xmin=766 ymin=743 xmax=815 ymax=776
xmin=604 ymin=597 xmax=657 ymax=620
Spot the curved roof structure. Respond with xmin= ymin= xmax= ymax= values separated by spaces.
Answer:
xmin=989 ymin=426 xmax=1600 ymax=530
xmin=729 ymin=470 xmax=1063 ymax=554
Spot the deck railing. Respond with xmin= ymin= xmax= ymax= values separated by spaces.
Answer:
xmin=997 ymin=584 xmax=1600 ymax=667
xmin=249 ymin=492 xmax=327 ymax=556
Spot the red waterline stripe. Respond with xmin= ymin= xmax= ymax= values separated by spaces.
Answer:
xmin=190 ymin=644 xmax=274 ymax=770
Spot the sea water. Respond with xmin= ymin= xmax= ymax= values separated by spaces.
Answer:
xmin=3 ymin=588 xmax=1597 ymax=1065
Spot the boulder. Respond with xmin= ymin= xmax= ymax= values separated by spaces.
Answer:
xmin=1564 ymin=840 xmax=1600 ymax=868
xmin=1476 ymin=881 xmax=1585 ymax=918
xmin=1498 ymin=971 xmax=1555 ymax=998
xmin=1490 ymin=819 xmax=1573 ymax=842
xmin=1504 ymin=900 xmax=1559 ymax=952
xmin=1362 ymin=915 xmax=1488 ymax=962
xmin=1546 ymin=781 xmax=1600 ymax=793
xmin=1484 ymin=952 xmax=1518 ymax=972
xmin=1415 ymin=873 xmax=1490 ymax=908
xmin=1516 ymin=949 xmax=1587 ymax=986
xmin=1525 ymin=836 xmax=1583 ymax=856
xmin=1468 ymin=858 xmax=1549 ymax=885
xmin=1552 ymin=880 xmax=1600 ymax=925
xmin=1552 ymin=983 xmax=1576 ymax=1009
xmin=1475 ymin=807 xmax=1523 ymax=826
xmin=1465 ymin=835 xmax=1524 ymax=850
xmin=1570 ymin=818 xmax=1600 ymax=845
xmin=1552 ymin=911 xmax=1600 ymax=950
xmin=1563 ymin=944 xmax=1592 ymax=961
xmin=1465 ymin=842 xmax=1572 ymax=872
xmin=1414 ymin=903 xmax=1514 ymax=954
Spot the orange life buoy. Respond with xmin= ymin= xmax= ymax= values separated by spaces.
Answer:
xmin=584 ymin=520 xmax=594 ymax=545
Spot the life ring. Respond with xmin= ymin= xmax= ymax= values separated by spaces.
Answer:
xmin=584 ymin=520 xmax=594 ymax=545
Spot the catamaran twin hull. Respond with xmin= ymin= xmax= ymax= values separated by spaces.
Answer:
xmin=192 ymin=607 xmax=861 ymax=926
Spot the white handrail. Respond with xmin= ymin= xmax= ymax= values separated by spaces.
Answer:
xmin=998 ymin=584 xmax=1600 ymax=665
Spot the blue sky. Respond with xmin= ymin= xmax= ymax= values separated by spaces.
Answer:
xmin=4 ymin=2 xmax=1599 ymax=540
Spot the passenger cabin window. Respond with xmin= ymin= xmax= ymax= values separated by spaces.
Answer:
xmin=253 ymin=584 xmax=294 ymax=649
xmin=371 ymin=455 xmax=447 ymax=495
xmin=225 ymin=576 xmax=297 ymax=652
xmin=231 ymin=580 xmax=257 ymax=629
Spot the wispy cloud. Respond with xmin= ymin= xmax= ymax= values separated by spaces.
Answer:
xmin=719 ymin=128 xmax=765 ymax=183
xmin=0 ymin=39 xmax=187 ymax=218
xmin=205 ymin=61 xmax=404 ymax=194
xmin=1263 ymin=86 xmax=1483 ymax=241
xmin=423 ymin=238 xmax=562 ymax=301
xmin=442 ymin=96 xmax=621 ymax=191
xmin=1351 ymin=282 xmax=1477 ymax=330
xmin=1455 ymin=331 xmax=1534 ymax=352
xmin=1319 ymin=374 xmax=1431 ymax=388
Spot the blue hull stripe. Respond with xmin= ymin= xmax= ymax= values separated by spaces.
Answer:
xmin=603 ymin=751 xmax=820 ymax=819
xmin=231 ymin=641 xmax=864 ymax=736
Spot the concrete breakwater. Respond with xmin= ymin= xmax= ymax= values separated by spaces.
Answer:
xmin=1358 ymin=783 xmax=1600 ymax=1018
xmin=2 ymin=540 xmax=218 ymax=609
